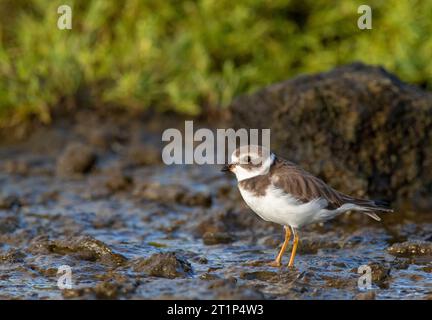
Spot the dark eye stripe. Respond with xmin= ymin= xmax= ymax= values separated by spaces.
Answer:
xmin=239 ymin=156 xmax=251 ymax=164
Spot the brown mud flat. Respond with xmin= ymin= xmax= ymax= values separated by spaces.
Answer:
xmin=0 ymin=112 xmax=431 ymax=300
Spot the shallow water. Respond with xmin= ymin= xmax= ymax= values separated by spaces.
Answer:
xmin=0 ymin=124 xmax=431 ymax=300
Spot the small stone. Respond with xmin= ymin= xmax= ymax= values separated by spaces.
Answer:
xmin=200 ymin=273 xmax=220 ymax=281
xmin=0 ymin=216 xmax=20 ymax=234
xmin=3 ymin=160 xmax=29 ymax=175
xmin=388 ymin=241 xmax=432 ymax=257
xmin=133 ymin=182 xmax=211 ymax=207
xmin=104 ymin=169 xmax=132 ymax=192
xmin=239 ymin=271 xmax=278 ymax=281
xmin=355 ymin=291 xmax=376 ymax=300
xmin=27 ymin=235 xmax=127 ymax=266
xmin=131 ymin=252 xmax=192 ymax=279
xmin=0 ymin=194 xmax=21 ymax=209
xmin=421 ymin=266 xmax=432 ymax=273
xmin=125 ymin=144 xmax=160 ymax=166
xmin=0 ymin=249 xmax=26 ymax=263
xmin=193 ymin=256 xmax=208 ymax=264
xmin=368 ymin=263 xmax=391 ymax=284
xmin=56 ymin=142 xmax=96 ymax=177
xmin=202 ymin=232 xmax=233 ymax=245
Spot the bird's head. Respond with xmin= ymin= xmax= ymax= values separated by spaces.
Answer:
xmin=221 ymin=145 xmax=275 ymax=181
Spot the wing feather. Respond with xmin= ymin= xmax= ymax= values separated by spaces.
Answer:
xmin=270 ymin=157 xmax=392 ymax=215
xmin=270 ymin=158 xmax=344 ymax=209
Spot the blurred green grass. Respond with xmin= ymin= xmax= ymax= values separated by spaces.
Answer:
xmin=0 ymin=0 xmax=431 ymax=126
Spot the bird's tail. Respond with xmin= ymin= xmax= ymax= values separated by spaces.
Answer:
xmin=342 ymin=197 xmax=393 ymax=221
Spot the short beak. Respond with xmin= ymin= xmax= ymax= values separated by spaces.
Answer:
xmin=221 ymin=164 xmax=234 ymax=172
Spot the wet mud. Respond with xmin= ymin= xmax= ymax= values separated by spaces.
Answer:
xmin=0 ymin=113 xmax=431 ymax=299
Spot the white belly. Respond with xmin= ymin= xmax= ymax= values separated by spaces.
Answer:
xmin=238 ymin=184 xmax=334 ymax=228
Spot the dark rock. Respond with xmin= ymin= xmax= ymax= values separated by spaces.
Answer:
xmin=0 ymin=249 xmax=26 ymax=263
xmin=27 ymin=264 xmax=58 ymax=277
xmin=56 ymin=142 xmax=96 ymax=177
xmin=230 ymin=63 xmax=432 ymax=208
xmin=243 ymin=260 xmax=269 ymax=267
xmin=208 ymin=277 xmax=237 ymax=289
xmin=124 ymin=144 xmax=160 ymax=167
xmin=216 ymin=287 xmax=265 ymax=300
xmin=93 ymin=282 xmax=126 ymax=299
xmin=351 ymin=262 xmax=391 ymax=287
xmin=2 ymin=160 xmax=30 ymax=175
xmin=133 ymin=182 xmax=211 ymax=207
xmin=73 ymin=113 xmax=128 ymax=148
xmin=131 ymin=252 xmax=192 ymax=278
xmin=391 ymin=258 xmax=410 ymax=270
xmin=195 ymin=256 xmax=208 ymax=264
xmin=210 ymin=280 xmax=265 ymax=299
xmin=193 ymin=210 xmax=229 ymax=236
xmin=324 ymin=276 xmax=355 ymax=289
xmin=199 ymin=273 xmax=220 ymax=281
xmin=409 ymin=274 xmax=424 ymax=281
xmin=239 ymin=270 xmax=278 ymax=281
xmin=0 ymin=216 xmax=20 ymax=234
xmin=92 ymin=214 xmax=126 ymax=229
xmin=355 ymin=291 xmax=376 ymax=300
xmin=104 ymin=168 xmax=133 ymax=192
xmin=193 ymin=208 xmax=270 ymax=237
xmin=257 ymin=235 xmax=282 ymax=248
xmin=27 ymin=235 xmax=126 ymax=266
xmin=368 ymin=263 xmax=391 ymax=284
xmin=297 ymin=237 xmax=341 ymax=254
xmin=0 ymin=194 xmax=21 ymax=209
xmin=388 ymin=240 xmax=432 ymax=256
xmin=62 ymin=281 xmax=136 ymax=299
xmin=421 ymin=266 xmax=432 ymax=273
xmin=36 ymin=190 xmax=60 ymax=204
xmin=203 ymin=232 xmax=234 ymax=245
xmin=86 ymin=128 xmax=116 ymax=149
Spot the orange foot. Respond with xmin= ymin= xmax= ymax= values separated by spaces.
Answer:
xmin=267 ymin=260 xmax=282 ymax=267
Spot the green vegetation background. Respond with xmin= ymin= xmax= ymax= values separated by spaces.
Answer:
xmin=0 ymin=0 xmax=431 ymax=126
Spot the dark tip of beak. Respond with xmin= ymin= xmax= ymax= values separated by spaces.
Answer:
xmin=221 ymin=164 xmax=232 ymax=172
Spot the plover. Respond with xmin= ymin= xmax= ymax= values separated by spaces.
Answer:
xmin=222 ymin=145 xmax=392 ymax=267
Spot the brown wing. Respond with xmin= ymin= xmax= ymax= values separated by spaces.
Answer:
xmin=270 ymin=158 xmax=347 ymax=210
xmin=270 ymin=157 xmax=392 ymax=216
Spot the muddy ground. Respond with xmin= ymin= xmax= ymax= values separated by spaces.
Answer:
xmin=0 ymin=112 xmax=431 ymax=300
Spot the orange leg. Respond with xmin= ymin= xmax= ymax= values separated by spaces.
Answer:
xmin=288 ymin=228 xmax=299 ymax=267
xmin=268 ymin=226 xmax=291 ymax=267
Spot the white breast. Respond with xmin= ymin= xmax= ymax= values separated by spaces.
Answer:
xmin=238 ymin=184 xmax=334 ymax=228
